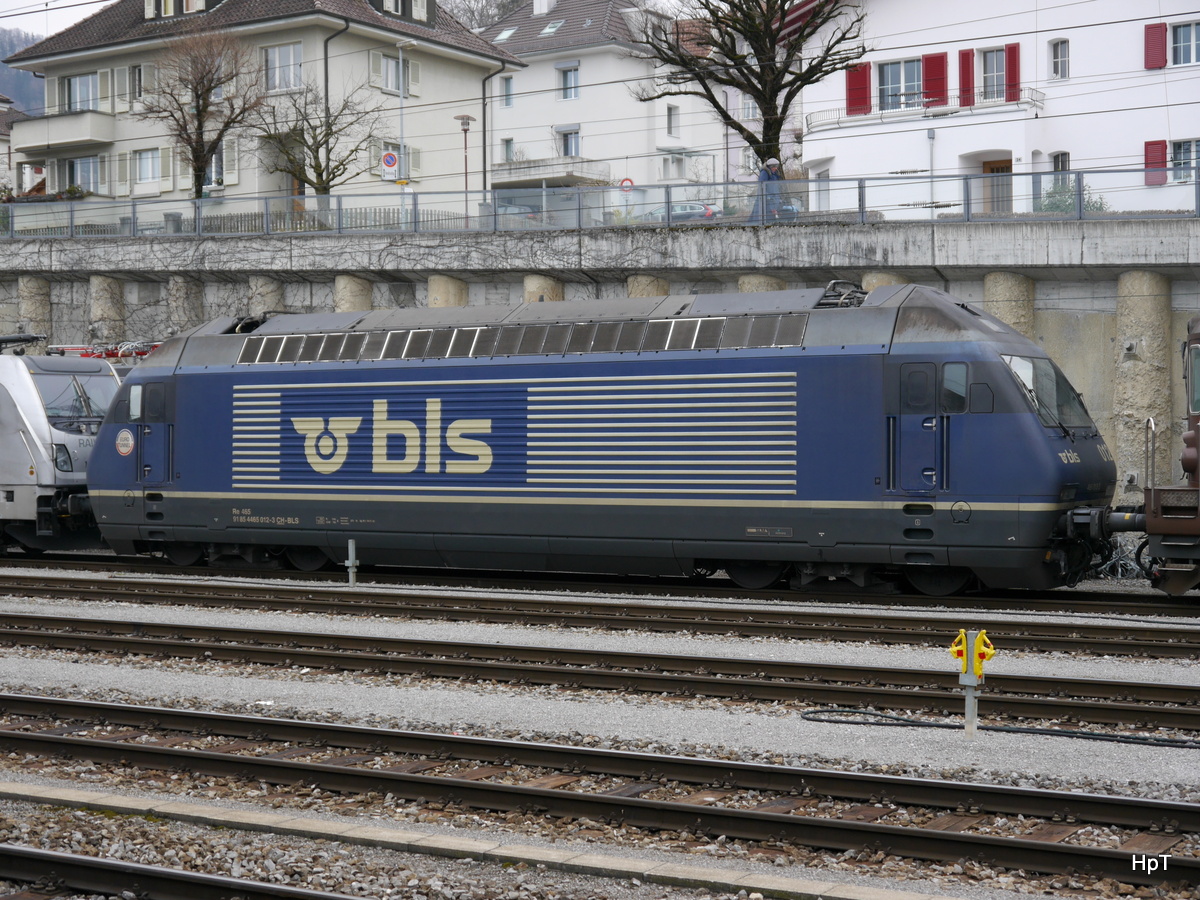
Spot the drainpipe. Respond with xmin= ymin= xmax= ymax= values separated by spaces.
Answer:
xmin=323 ymin=18 xmax=352 ymax=191
xmin=481 ymin=63 xmax=508 ymax=192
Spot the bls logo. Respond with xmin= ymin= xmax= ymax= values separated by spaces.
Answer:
xmin=292 ymin=398 xmax=493 ymax=475
xmin=1058 ymin=449 xmax=1081 ymax=464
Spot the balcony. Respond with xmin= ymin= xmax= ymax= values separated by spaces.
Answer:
xmin=806 ymin=86 xmax=1044 ymax=133
xmin=10 ymin=111 xmax=116 ymax=153
xmin=491 ymin=156 xmax=611 ymax=189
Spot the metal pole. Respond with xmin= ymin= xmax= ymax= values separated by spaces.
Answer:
xmin=345 ymin=538 xmax=358 ymax=587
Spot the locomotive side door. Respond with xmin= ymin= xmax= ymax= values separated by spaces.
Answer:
xmin=132 ymin=382 xmax=171 ymax=486
xmin=898 ymin=363 xmax=937 ymax=492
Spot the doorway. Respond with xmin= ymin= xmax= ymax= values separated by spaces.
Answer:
xmin=981 ymin=159 xmax=1013 ymax=213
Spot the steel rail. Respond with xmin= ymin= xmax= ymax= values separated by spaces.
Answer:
xmin=0 ymin=568 xmax=1192 ymax=618
xmin=0 ymin=615 xmax=1197 ymax=729
xmin=0 ymin=703 xmax=1193 ymax=887
xmin=0 ymin=844 xmax=366 ymax=900
xmin=0 ymin=577 xmax=1197 ymax=655
xmin=2 ymin=693 xmax=1195 ymax=831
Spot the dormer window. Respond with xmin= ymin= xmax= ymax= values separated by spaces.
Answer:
xmin=495 ymin=27 xmax=517 ymax=41
xmin=540 ymin=20 xmax=564 ymax=35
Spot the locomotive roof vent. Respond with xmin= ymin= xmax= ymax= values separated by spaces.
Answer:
xmin=815 ymin=280 xmax=867 ymax=308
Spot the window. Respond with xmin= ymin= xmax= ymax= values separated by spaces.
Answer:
xmin=1050 ymin=151 xmax=1072 ymax=190
xmin=130 ymin=65 xmax=144 ymax=101
xmin=66 ymin=73 xmax=99 ymax=111
xmin=501 ymin=138 xmax=515 ymax=162
xmin=741 ymin=93 xmax=759 ymax=119
xmin=878 ymin=58 xmax=921 ymax=110
xmin=500 ymin=75 xmax=513 ymax=107
xmin=560 ymin=129 xmax=579 ymax=156
xmin=559 ymin=66 xmax=579 ymax=100
xmin=1051 ymin=39 xmax=1069 ymax=78
xmin=540 ymin=19 xmax=564 ymax=35
xmin=666 ymin=104 xmax=679 ymax=136
xmin=134 ymin=149 xmax=159 ymax=183
xmin=382 ymin=55 xmax=402 ymax=92
xmin=661 ymin=154 xmax=685 ymax=180
xmin=1173 ymin=23 xmax=1198 ymax=65
xmin=67 ymin=156 xmax=99 ymax=192
xmin=265 ymin=42 xmax=302 ymax=92
xmin=495 ymin=27 xmax=516 ymax=41
xmin=183 ymin=0 xmax=204 ymax=10
xmin=981 ymin=49 xmax=1005 ymax=100
xmin=1173 ymin=140 xmax=1197 ymax=181
xmin=204 ymin=142 xmax=224 ymax=187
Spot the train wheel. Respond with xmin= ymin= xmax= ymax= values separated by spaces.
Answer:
xmin=286 ymin=546 xmax=332 ymax=572
xmin=725 ymin=562 xmax=787 ymax=590
xmin=904 ymin=566 xmax=972 ymax=597
xmin=163 ymin=542 xmax=205 ymax=566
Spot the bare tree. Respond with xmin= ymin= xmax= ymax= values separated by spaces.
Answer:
xmin=440 ymin=0 xmax=523 ymax=31
xmin=135 ymin=26 xmax=266 ymax=199
xmin=633 ymin=0 xmax=866 ymax=166
xmin=251 ymin=79 xmax=384 ymax=195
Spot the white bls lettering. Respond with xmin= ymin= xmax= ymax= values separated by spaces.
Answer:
xmin=292 ymin=417 xmax=362 ymax=474
xmin=370 ymin=398 xmax=493 ymax=474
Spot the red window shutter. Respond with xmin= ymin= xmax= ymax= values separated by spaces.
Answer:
xmin=1004 ymin=43 xmax=1021 ymax=102
xmin=1145 ymin=23 xmax=1168 ymax=69
xmin=922 ymin=53 xmax=948 ymax=106
xmin=1145 ymin=140 xmax=1168 ymax=185
xmin=959 ymin=49 xmax=975 ymax=106
xmin=846 ymin=63 xmax=871 ymax=116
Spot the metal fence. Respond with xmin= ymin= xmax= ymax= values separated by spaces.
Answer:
xmin=1 ymin=168 xmax=1197 ymax=240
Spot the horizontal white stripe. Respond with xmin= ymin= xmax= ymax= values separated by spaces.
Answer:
xmin=527 ymin=477 xmax=796 ymax=485
xmin=232 ymin=442 xmax=281 ymax=448
xmin=529 ymin=449 xmax=795 ymax=456
xmin=232 ymin=476 xmax=282 ymax=482
xmin=530 ymin=411 xmax=796 ymax=421
xmin=529 ymin=391 xmax=796 ymax=403
xmin=232 ymin=392 xmax=282 ymax=398
xmin=237 ymin=372 xmax=796 ymax=391
xmin=527 ymin=432 xmax=796 ymax=440
xmin=529 ymin=381 xmax=795 ymax=394
xmin=532 ymin=401 xmax=795 ymax=412
xmin=232 ymin=451 xmax=282 ymax=457
xmin=232 ymin=466 xmax=281 ymax=473
xmin=527 ymin=468 xmax=794 ymax=475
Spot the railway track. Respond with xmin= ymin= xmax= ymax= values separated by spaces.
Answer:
xmin=0 ymin=611 xmax=1197 ymax=732
xmin=0 ymin=844 xmax=363 ymax=900
xmin=1 ymin=557 xmax=1192 ymax=617
xmin=0 ymin=693 xmax=1194 ymax=889
xmin=0 ymin=574 xmax=1198 ymax=656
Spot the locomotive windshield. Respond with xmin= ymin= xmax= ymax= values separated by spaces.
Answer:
xmin=1001 ymin=354 xmax=1092 ymax=429
xmin=32 ymin=372 xmax=119 ymax=419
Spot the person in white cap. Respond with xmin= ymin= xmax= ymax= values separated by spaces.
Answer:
xmin=749 ymin=157 xmax=783 ymax=224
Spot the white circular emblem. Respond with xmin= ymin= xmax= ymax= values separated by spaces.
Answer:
xmin=116 ymin=428 xmax=135 ymax=457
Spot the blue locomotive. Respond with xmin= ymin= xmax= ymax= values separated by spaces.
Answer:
xmin=85 ymin=282 xmax=1136 ymax=594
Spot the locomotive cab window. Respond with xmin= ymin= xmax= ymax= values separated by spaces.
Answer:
xmin=1190 ymin=344 xmax=1200 ymax=414
xmin=1002 ymin=354 xmax=1091 ymax=428
xmin=941 ymin=362 xmax=968 ymax=413
xmin=127 ymin=384 xmax=143 ymax=422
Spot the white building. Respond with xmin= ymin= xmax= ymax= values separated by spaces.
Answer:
xmin=802 ymin=0 xmax=1200 ymax=214
xmin=4 ymin=0 xmax=519 ymax=200
xmin=0 ymin=94 xmax=30 ymax=194
xmin=478 ymin=0 xmax=741 ymax=213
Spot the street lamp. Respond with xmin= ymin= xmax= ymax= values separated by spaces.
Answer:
xmin=454 ymin=114 xmax=476 ymax=218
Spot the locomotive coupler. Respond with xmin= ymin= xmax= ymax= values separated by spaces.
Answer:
xmin=1060 ymin=507 xmax=1145 ymax=541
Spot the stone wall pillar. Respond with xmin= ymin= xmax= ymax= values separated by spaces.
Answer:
xmin=17 ymin=276 xmax=51 ymax=349
xmin=737 ymin=274 xmax=786 ymax=292
xmin=627 ymin=275 xmax=670 ymax=298
xmin=861 ymin=271 xmax=911 ymax=292
xmin=982 ymin=271 xmax=1035 ymax=337
xmin=523 ymin=274 xmax=563 ymax=304
xmin=248 ymin=275 xmax=286 ymax=317
xmin=427 ymin=274 xmax=469 ymax=308
xmin=1115 ymin=270 xmax=1172 ymax=499
xmin=166 ymin=275 xmax=205 ymax=336
xmin=88 ymin=275 xmax=126 ymax=344
xmin=333 ymin=274 xmax=373 ymax=313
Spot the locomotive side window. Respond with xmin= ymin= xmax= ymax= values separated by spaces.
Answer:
xmin=903 ymin=367 xmax=933 ymax=411
xmin=666 ymin=319 xmax=699 ymax=350
xmin=360 ymin=332 xmax=387 ymax=361
xmin=616 ymin=321 xmax=646 ymax=352
xmin=642 ymin=320 xmax=671 ymax=351
xmin=404 ymin=330 xmax=432 ymax=359
xmin=719 ymin=317 xmax=752 ymax=349
xmin=695 ymin=318 xmax=724 ymax=349
xmin=237 ymin=338 xmax=262 ymax=364
xmin=381 ymin=331 xmax=409 ymax=359
xmin=494 ymin=325 xmax=524 ymax=356
xmin=747 ymin=315 xmax=781 ymax=348
xmin=338 ymin=333 xmax=367 ymax=361
xmin=447 ymin=328 xmax=477 ymax=358
xmin=279 ymin=335 xmax=305 ymax=362
xmin=472 ymin=327 xmax=500 ymax=357
xmin=424 ymin=329 xmax=454 ymax=359
xmin=317 ymin=334 xmax=346 ymax=361
xmin=297 ymin=335 xmax=323 ymax=362
xmin=518 ymin=325 xmax=548 ymax=355
xmin=258 ymin=335 xmax=285 ymax=364
xmin=143 ymin=382 xmax=166 ymax=422
xmin=941 ymin=362 xmax=968 ymax=413
xmin=591 ymin=322 xmax=621 ymax=353
xmin=542 ymin=323 xmax=572 ymax=355
xmin=128 ymin=383 xmax=142 ymax=421
xmin=566 ymin=323 xmax=595 ymax=354
xmin=775 ymin=315 xmax=807 ymax=347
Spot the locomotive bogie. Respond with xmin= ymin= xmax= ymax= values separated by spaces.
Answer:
xmin=86 ymin=284 xmax=1120 ymax=593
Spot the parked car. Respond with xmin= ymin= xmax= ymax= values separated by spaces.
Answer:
xmin=639 ymin=202 xmax=721 ymax=223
